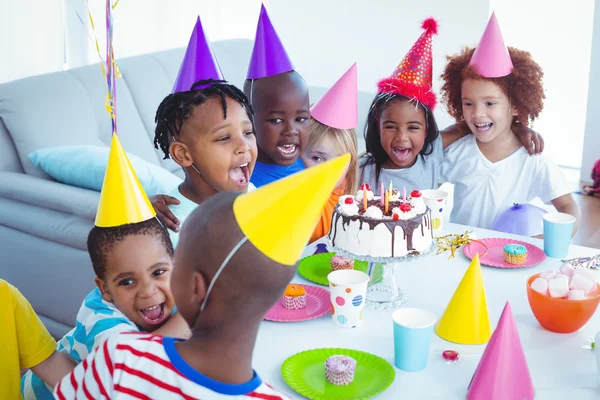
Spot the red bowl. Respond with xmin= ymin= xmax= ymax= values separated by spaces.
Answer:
xmin=527 ymin=273 xmax=600 ymax=333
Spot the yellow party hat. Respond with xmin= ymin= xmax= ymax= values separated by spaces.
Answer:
xmin=233 ymin=154 xmax=350 ymax=265
xmin=95 ymin=134 xmax=156 ymax=227
xmin=435 ymin=253 xmax=492 ymax=344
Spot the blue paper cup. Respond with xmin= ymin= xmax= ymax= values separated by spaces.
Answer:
xmin=543 ymin=212 xmax=575 ymax=258
xmin=392 ymin=308 xmax=436 ymax=372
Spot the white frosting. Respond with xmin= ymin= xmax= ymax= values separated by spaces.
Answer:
xmin=338 ymin=203 xmax=360 ymax=216
xmin=338 ymin=195 xmax=355 ymax=206
xmin=390 ymin=190 xmax=401 ymax=202
xmin=363 ymin=205 xmax=383 ymax=219
xmin=356 ymin=190 xmax=374 ymax=202
xmin=410 ymin=197 xmax=427 ymax=214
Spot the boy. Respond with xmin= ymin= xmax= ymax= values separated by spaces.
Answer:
xmin=22 ymin=135 xmax=189 ymax=399
xmin=243 ymin=4 xmax=310 ymax=188
xmin=55 ymin=155 xmax=350 ymax=399
xmin=1 ymin=279 xmax=75 ymax=399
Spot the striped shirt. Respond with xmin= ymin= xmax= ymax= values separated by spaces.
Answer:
xmin=22 ymin=288 xmax=138 ymax=399
xmin=54 ymin=332 xmax=291 ymax=399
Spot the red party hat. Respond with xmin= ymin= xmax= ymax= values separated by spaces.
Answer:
xmin=378 ymin=18 xmax=438 ymax=110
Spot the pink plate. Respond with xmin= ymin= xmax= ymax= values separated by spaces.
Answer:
xmin=264 ymin=285 xmax=330 ymax=322
xmin=463 ymin=238 xmax=546 ymax=268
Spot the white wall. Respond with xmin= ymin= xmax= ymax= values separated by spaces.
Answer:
xmin=582 ymin=0 xmax=600 ymax=183
xmin=268 ymin=0 xmax=490 ymax=129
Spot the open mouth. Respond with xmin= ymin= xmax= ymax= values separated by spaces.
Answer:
xmin=139 ymin=302 xmax=166 ymax=326
xmin=474 ymin=122 xmax=493 ymax=132
xmin=276 ymin=144 xmax=298 ymax=157
xmin=229 ymin=162 xmax=250 ymax=186
xmin=391 ymin=147 xmax=413 ymax=163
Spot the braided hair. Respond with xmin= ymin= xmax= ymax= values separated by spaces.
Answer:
xmin=154 ymin=79 xmax=254 ymax=160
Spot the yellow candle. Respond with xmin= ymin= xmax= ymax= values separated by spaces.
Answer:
xmin=389 ymin=180 xmax=393 ymax=196
xmin=384 ymin=191 xmax=389 ymax=214
xmin=363 ymin=188 xmax=368 ymax=210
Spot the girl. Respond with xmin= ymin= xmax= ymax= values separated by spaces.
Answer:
xmin=301 ymin=64 xmax=359 ymax=243
xmin=440 ymin=13 xmax=580 ymax=234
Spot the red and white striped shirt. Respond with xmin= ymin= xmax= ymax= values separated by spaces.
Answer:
xmin=54 ymin=333 xmax=291 ymax=399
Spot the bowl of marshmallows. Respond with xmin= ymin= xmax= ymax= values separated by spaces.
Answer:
xmin=527 ymin=263 xmax=600 ymax=333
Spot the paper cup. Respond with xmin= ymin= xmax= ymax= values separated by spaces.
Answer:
xmin=543 ymin=212 xmax=575 ymax=258
xmin=392 ymin=308 xmax=436 ymax=372
xmin=327 ymin=270 xmax=369 ymax=328
xmin=420 ymin=189 xmax=448 ymax=231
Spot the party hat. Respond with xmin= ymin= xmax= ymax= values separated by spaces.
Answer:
xmin=492 ymin=203 xmax=547 ymax=236
xmin=378 ymin=18 xmax=438 ymax=110
xmin=435 ymin=253 xmax=492 ymax=344
xmin=467 ymin=302 xmax=535 ymax=400
xmin=95 ymin=134 xmax=156 ymax=227
xmin=233 ymin=154 xmax=350 ymax=265
xmin=246 ymin=4 xmax=294 ymax=79
xmin=310 ymin=63 xmax=358 ymax=129
xmin=468 ymin=12 xmax=513 ymax=78
xmin=172 ymin=16 xmax=224 ymax=93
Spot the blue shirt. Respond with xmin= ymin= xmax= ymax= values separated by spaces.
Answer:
xmin=250 ymin=158 xmax=305 ymax=188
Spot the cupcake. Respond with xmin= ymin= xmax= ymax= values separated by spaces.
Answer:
xmin=330 ymin=254 xmax=354 ymax=271
xmin=325 ymin=355 xmax=357 ymax=386
xmin=504 ymin=244 xmax=527 ymax=264
xmin=281 ymin=284 xmax=306 ymax=310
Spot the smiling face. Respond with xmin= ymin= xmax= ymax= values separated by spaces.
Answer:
xmin=461 ymin=78 xmax=518 ymax=144
xmin=245 ymin=71 xmax=310 ymax=166
xmin=379 ymin=100 xmax=427 ymax=169
xmin=170 ymin=96 xmax=257 ymax=193
xmin=94 ymin=234 xmax=175 ymax=332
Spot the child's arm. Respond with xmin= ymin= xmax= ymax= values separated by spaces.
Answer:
xmin=440 ymin=124 xmax=467 ymax=149
xmin=30 ymin=351 xmax=76 ymax=388
xmin=551 ymin=193 xmax=581 ymax=237
xmin=151 ymin=311 xmax=191 ymax=339
xmin=151 ymin=194 xmax=181 ymax=232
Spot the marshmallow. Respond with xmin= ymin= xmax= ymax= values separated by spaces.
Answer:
xmin=569 ymin=274 xmax=596 ymax=295
xmin=559 ymin=263 xmax=575 ymax=277
xmin=555 ymin=274 xmax=571 ymax=284
xmin=548 ymin=276 xmax=569 ymax=298
xmin=531 ymin=278 xmax=549 ymax=295
xmin=573 ymin=267 xmax=597 ymax=283
xmin=567 ymin=289 xmax=585 ymax=300
xmin=540 ymin=270 xmax=558 ymax=280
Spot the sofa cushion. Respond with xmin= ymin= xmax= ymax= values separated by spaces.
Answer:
xmin=29 ymin=145 xmax=182 ymax=196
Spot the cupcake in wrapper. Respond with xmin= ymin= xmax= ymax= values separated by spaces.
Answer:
xmin=504 ymin=244 xmax=527 ymax=264
xmin=325 ymin=355 xmax=357 ymax=386
xmin=281 ymin=284 xmax=307 ymax=310
xmin=330 ymin=254 xmax=354 ymax=271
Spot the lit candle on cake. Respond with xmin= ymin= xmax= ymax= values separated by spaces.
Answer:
xmin=380 ymin=183 xmax=385 ymax=206
xmin=363 ymin=187 xmax=368 ymax=210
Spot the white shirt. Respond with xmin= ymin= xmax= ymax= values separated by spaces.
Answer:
xmin=441 ymin=135 xmax=572 ymax=231
xmin=54 ymin=333 xmax=291 ymax=399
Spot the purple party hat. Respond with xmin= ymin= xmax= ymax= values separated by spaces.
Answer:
xmin=172 ymin=16 xmax=224 ymax=93
xmin=246 ymin=4 xmax=294 ymax=79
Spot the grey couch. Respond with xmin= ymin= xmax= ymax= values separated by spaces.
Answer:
xmin=0 ymin=38 xmax=373 ymax=338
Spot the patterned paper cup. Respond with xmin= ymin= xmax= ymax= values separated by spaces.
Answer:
xmin=327 ymin=270 xmax=370 ymax=328
xmin=420 ymin=189 xmax=448 ymax=231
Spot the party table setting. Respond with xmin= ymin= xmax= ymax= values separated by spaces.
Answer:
xmin=253 ymin=193 xmax=600 ymax=399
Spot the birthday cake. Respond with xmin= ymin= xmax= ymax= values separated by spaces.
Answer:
xmin=328 ymin=185 xmax=433 ymax=258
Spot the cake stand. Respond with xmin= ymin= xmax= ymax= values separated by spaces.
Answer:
xmin=329 ymin=242 xmax=436 ymax=309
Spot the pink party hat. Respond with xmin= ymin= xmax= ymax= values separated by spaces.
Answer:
xmin=246 ymin=4 xmax=294 ymax=80
xmin=172 ymin=16 xmax=224 ymax=93
xmin=468 ymin=12 xmax=514 ymax=78
xmin=467 ymin=302 xmax=535 ymax=400
xmin=310 ymin=63 xmax=358 ymax=129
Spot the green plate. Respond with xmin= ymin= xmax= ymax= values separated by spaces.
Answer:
xmin=298 ymin=252 xmax=383 ymax=286
xmin=282 ymin=348 xmax=395 ymax=400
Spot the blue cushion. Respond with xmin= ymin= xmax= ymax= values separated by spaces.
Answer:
xmin=29 ymin=146 xmax=182 ymax=196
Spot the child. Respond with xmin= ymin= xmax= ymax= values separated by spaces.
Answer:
xmin=301 ymin=63 xmax=359 ymax=242
xmin=243 ymin=4 xmax=310 ymax=187
xmin=151 ymin=17 xmax=258 ymax=245
xmin=22 ymin=135 xmax=189 ymax=400
xmin=54 ymin=155 xmax=350 ymax=399
xmin=1 ymin=279 xmax=75 ymax=399
xmin=440 ymin=13 xmax=580 ymax=234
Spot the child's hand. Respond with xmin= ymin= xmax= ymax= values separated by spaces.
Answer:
xmin=150 ymin=194 xmax=181 ymax=232
xmin=513 ymin=122 xmax=544 ymax=155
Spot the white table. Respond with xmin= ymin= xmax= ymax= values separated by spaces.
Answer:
xmin=253 ymin=223 xmax=600 ymax=399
